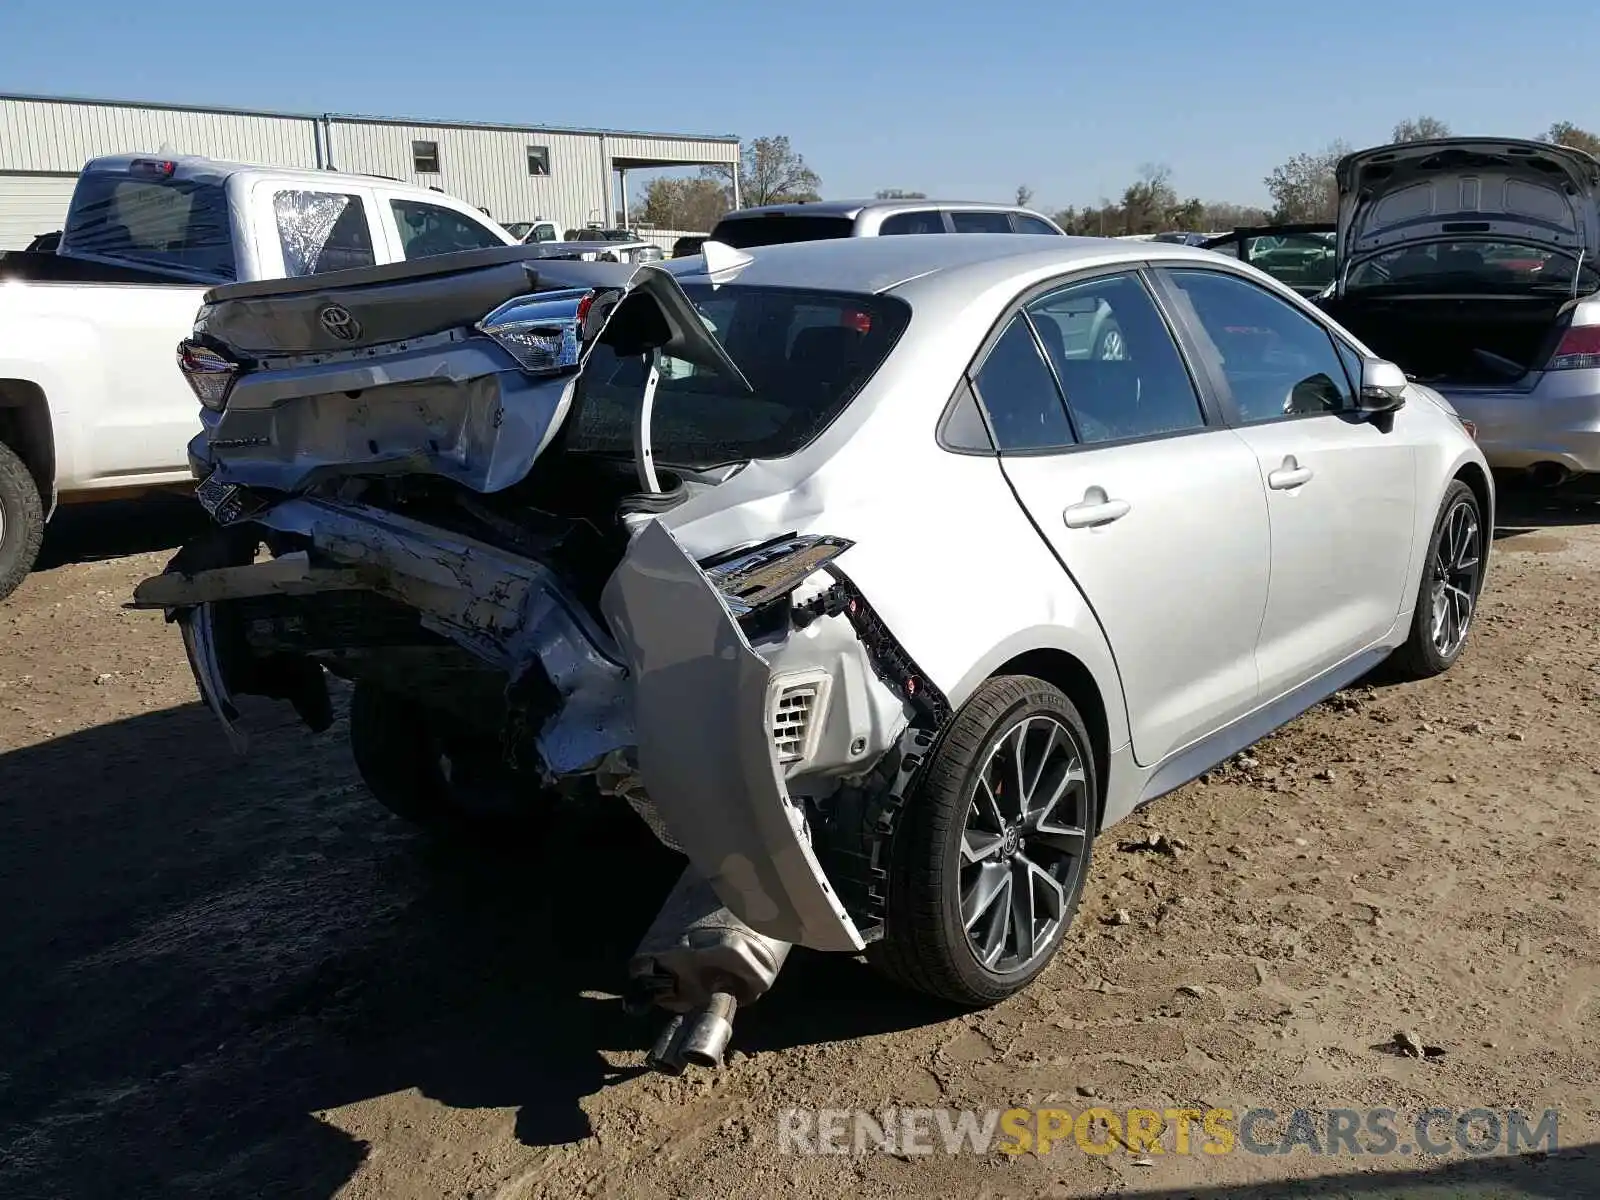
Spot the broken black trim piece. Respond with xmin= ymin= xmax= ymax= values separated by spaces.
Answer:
xmin=805 ymin=568 xmax=951 ymax=727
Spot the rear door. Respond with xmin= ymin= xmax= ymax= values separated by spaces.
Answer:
xmin=977 ymin=268 xmax=1271 ymax=767
xmin=247 ymin=179 xmax=386 ymax=275
xmin=1155 ymin=266 xmax=1417 ymax=695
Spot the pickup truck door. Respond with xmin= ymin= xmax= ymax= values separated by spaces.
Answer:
xmin=244 ymin=180 xmax=389 ymax=276
xmin=371 ymin=190 xmax=517 ymax=262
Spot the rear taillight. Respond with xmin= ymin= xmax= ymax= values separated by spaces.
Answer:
xmin=130 ymin=158 xmax=177 ymax=179
xmin=1547 ymin=325 xmax=1600 ymax=371
xmin=177 ymin=340 xmax=239 ymax=411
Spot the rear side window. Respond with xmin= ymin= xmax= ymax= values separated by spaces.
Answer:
xmin=1013 ymin=214 xmax=1060 ymax=235
xmin=951 ymin=210 xmax=1016 ymax=234
xmin=570 ymin=286 xmax=910 ymax=468
xmin=708 ymin=215 xmax=856 ymax=247
xmin=972 ymin=316 xmax=1075 ymax=450
xmin=274 ymin=191 xmax=376 ymax=277
xmin=879 ymin=210 xmax=946 ymax=235
xmin=61 ymin=172 xmax=235 ymax=279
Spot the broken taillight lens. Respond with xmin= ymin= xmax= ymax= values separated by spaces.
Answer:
xmin=177 ymin=340 xmax=239 ymax=412
xmin=1547 ymin=324 xmax=1600 ymax=371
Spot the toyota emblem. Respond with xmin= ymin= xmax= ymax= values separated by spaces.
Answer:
xmin=319 ymin=303 xmax=361 ymax=342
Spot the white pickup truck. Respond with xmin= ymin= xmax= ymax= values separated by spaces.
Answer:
xmin=0 ymin=153 xmax=524 ymax=599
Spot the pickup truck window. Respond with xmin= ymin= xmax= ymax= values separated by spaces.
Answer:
xmin=274 ymin=191 xmax=378 ymax=277
xmin=61 ymin=174 xmax=235 ymax=279
xmin=390 ymin=200 xmax=505 ymax=260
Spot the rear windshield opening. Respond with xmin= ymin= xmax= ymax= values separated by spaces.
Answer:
xmin=1347 ymin=240 xmax=1599 ymax=294
xmin=571 ymin=284 xmax=910 ymax=469
xmin=61 ymin=172 xmax=235 ymax=280
xmin=707 ymin=215 xmax=856 ymax=248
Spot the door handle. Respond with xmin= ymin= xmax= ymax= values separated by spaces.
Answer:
xmin=1267 ymin=455 xmax=1313 ymax=491
xmin=1063 ymin=486 xmax=1131 ymax=529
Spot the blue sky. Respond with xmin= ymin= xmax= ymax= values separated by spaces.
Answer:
xmin=0 ymin=0 xmax=1592 ymax=211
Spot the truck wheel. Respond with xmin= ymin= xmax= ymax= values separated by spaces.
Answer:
xmin=348 ymin=679 xmax=551 ymax=836
xmin=868 ymin=675 xmax=1098 ymax=1007
xmin=0 ymin=441 xmax=44 ymax=603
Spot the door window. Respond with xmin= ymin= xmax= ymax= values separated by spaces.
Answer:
xmin=1012 ymin=213 xmax=1059 ymax=235
xmin=879 ymin=210 xmax=946 ymax=235
xmin=1164 ymin=269 xmax=1354 ymax=423
xmin=389 ymin=199 xmax=506 ymax=260
xmin=1026 ymin=273 xmax=1206 ymax=444
xmin=971 ymin=316 xmax=1075 ymax=450
xmin=950 ymin=210 xmax=1016 ymax=233
xmin=274 ymin=190 xmax=376 ymax=277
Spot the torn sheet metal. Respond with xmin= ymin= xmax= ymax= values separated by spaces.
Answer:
xmin=600 ymin=519 xmax=864 ymax=954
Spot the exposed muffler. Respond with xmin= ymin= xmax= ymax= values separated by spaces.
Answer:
xmin=628 ymin=867 xmax=791 ymax=1073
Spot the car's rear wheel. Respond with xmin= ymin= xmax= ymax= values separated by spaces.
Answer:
xmin=0 ymin=440 xmax=44 ymax=603
xmin=1387 ymin=480 xmax=1484 ymax=680
xmin=869 ymin=675 xmax=1097 ymax=1006
xmin=348 ymin=679 xmax=550 ymax=835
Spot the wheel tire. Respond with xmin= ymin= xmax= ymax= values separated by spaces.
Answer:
xmin=0 ymin=440 xmax=44 ymax=603
xmin=868 ymin=675 xmax=1099 ymax=1007
xmin=348 ymin=679 xmax=550 ymax=836
xmin=1093 ymin=321 xmax=1126 ymax=361
xmin=1387 ymin=480 xmax=1484 ymax=680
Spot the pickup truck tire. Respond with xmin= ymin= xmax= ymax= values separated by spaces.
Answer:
xmin=869 ymin=675 xmax=1098 ymax=1007
xmin=0 ymin=440 xmax=44 ymax=603
xmin=348 ymin=679 xmax=550 ymax=837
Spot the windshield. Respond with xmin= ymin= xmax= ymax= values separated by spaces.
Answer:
xmin=708 ymin=215 xmax=856 ymax=248
xmin=1347 ymin=240 xmax=1600 ymax=294
xmin=61 ymin=171 xmax=235 ymax=279
xmin=570 ymin=284 xmax=911 ymax=469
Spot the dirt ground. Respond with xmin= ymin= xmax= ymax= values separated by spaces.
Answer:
xmin=1 ymin=492 xmax=1599 ymax=1200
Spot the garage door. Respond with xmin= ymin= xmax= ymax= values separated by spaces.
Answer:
xmin=0 ymin=174 xmax=79 ymax=251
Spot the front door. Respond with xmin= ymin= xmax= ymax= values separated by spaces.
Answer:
xmin=1157 ymin=267 xmax=1417 ymax=696
xmin=974 ymin=269 xmax=1272 ymax=767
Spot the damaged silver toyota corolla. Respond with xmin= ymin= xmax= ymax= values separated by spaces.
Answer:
xmin=136 ymin=235 xmax=1490 ymax=1073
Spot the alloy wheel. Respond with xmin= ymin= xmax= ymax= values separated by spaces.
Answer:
xmin=1098 ymin=327 xmax=1126 ymax=360
xmin=1430 ymin=499 xmax=1481 ymax=657
xmin=960 ymin=714 xmax=1091 ymax=973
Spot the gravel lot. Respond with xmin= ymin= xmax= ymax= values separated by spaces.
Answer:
xmin=1 ymin=492 xmax=1598 ymax=1199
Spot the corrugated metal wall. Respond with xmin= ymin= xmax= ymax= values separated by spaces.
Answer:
xmin=0 ymin=173 xmax=79 ymax=249
xmin=326 ymin=120 xmax=613 ymax=229
xmin=0 ymin=97 xmax=318 ymax=173
xmin=0 ymin=96 xmax=741 ymax=245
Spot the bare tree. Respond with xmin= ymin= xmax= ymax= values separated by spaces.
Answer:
xmin=702 ymin=135 xmax=822 ymax=208
xmin=1391 ymin=115 xmax=1451 ymax=143
xmin=1263 ymin=140 xmax=1350 ymax=223
xmin=874 ymin=188 xmax=927 ymax=199
xmin=1015 ymin=184 xmax=1035 ymax=208
xmin=1538 ymin=121 xmax=1600 ymax=157
xmin=636 ymin=177 xmax=728 ymax=232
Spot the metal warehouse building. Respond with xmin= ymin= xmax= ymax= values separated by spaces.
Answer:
xmin=0 ymin=92 xmax=742 ymax=250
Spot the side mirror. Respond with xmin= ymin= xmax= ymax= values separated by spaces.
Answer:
xmin=1358 ymin=359 xmax=1408 ymax=413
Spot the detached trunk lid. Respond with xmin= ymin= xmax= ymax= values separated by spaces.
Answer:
xmin=1336 ymin=138 xmax=1600 ymax=287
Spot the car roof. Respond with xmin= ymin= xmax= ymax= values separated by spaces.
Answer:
xmin=717 ymin=199 xmax=1047 ymax=220
xmin=81 ymin=152 xmax=427 ymax=191
xmin=663 ymin=232 xmax=1223 ymax=296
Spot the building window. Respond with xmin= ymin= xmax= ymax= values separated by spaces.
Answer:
xmin=527 ymin=145 xmax=551 ymax=177
xmin=412 ymin=140 xmax=440 ymax=173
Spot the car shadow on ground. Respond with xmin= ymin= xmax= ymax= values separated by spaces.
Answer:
xmin=1494 ymin=484 xmax=1600 ymax=536
xmin=0 ymin=694 xmax=955 ymax=1197
xmin=33 ymin=490 xmax=207 ymax=571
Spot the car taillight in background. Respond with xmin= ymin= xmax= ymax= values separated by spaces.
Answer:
xmin=1547 ymin=325 xmax=1600 ymax=371
xmin=177 ymin=340 xmax=239 ymax=411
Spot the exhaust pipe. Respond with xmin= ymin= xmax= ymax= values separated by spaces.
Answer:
xmin=645 ymin=992 xmax=740 ymax=1074
xmin=1528 ymin=461 xmax=1572 ymax=489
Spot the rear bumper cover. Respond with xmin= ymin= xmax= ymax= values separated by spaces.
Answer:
xmin=1442 ymin=369 xmax=1600 ymax=473
xmin=146 ymin=501 xmax=865 ymax=954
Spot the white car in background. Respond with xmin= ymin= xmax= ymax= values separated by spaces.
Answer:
xmin=0 ymin=153 xmax=519 ymax=600
xmin=140 ymin=234 xmax=1490 ymax=1071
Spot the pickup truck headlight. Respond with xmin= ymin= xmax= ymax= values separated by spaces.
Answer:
xmin=177 ymin=340 xmax=240 ymax=412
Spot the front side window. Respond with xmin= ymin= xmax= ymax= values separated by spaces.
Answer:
xmin=1164 ymin=268 xmax=1354 ymax=423
xmin=971 ymin=316 xmax=1075 ymax=451
xmin=412 ymin=140 xmax=440 ymax=173
xmin=1026 ymin=272 xmax=1206 ymax=444
xmin=570 ymin=286 xmax=911 ymax=469
xmin=527 ymin=145 xmax=550 ymax=177
xmin=951 ymin=210 xmax=1016 ymax=234
xmin=879 ymin=210 xmax=946 ymax=235
xmin=389 ymin=199 xmax=505 ymax=260
xmin=274 ymin=190 xmax=376 ymax=277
